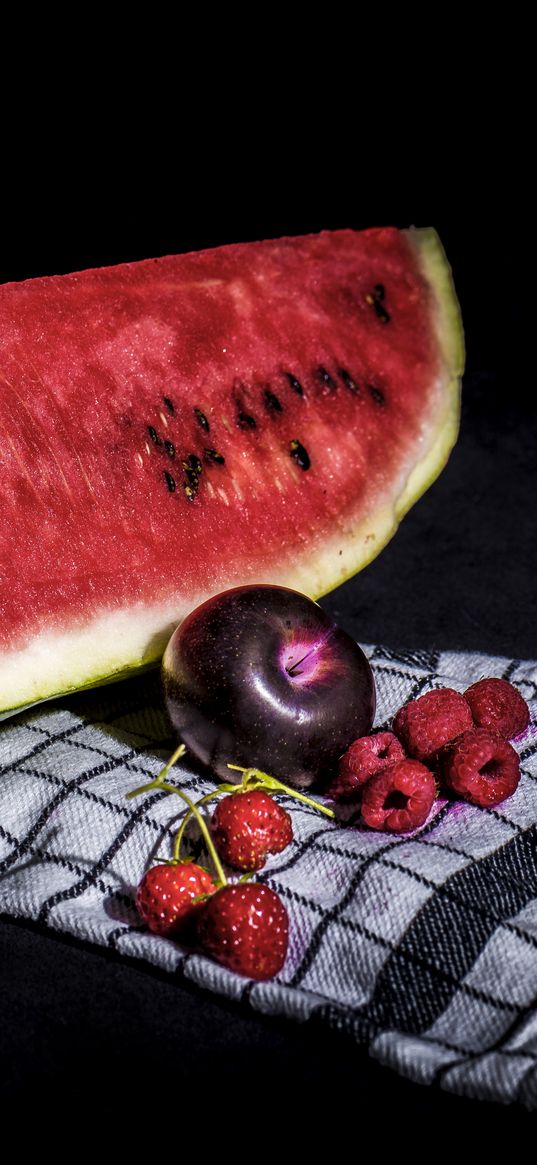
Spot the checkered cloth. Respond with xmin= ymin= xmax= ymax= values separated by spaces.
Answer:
xmin=1 ymin=646 xmax=536 ymax=1109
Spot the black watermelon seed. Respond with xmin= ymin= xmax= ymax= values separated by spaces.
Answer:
xmin=164 ymin=440 xmax=176 ymax=458
xmin=373 ymin=300 xmax=391 ymax=324
xmin=368 ymin=385 xmax=385 ymax=406
xmin=147 ymin=425 xmax=161 ymax=445
xmin=184 ymin=484 xmax=196 ymax=502
xmin=163 ymin=470 xmax=176 ymax=493
xmin=285 ymin=372 xmax=304 ymax=397
xmin=194 ymin=407 xmax=210 ymax=432
xmin=316 ymin=366 xmax=337 ymax=391
xmin=204 ymin=448 xmax=225 ymax=466
xmin=237 ymin=411 xmax=257 ymax=430
xmin=366 ymin=285 xmax=390 ymax=323
xmin=338 ymin=368 xmax=360 ymax=395
xmin=290 ymin=439 xmax=311 ymax=471
xmin=183 ymin=453 xmax=202 ymax=475
xmin=183 ymin=465 xmax=200 ymax=492
xmin=263 ymin=388 xmax=283 ymax=413
xmin=163 ymin=397 xmax=175 ymax=415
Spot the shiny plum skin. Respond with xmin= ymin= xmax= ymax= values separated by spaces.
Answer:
xmin=162 ymin=585 xmax=375 ymax=789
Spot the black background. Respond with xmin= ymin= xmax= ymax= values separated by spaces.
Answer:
xmin=0 ymin=150 xmax=534 ymax=1131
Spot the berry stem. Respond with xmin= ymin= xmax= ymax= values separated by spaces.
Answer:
xmin=171 ymin=780 xmax=249 ymax=861
xmin=149 ymin=780 xmax=228 ymax=887
xmin=125 ymin=743 xmax=187 ymax=799
xmin=227 ymin=765 xmax=335 ymax=819
xmin=126 ymin=744 xmax=228 ymax=886
xmin=172 ymin=789 xmax=222 ymax=861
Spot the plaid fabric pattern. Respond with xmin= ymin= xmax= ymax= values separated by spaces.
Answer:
xmin=1 ymin=646 xmax=536 ymax=1109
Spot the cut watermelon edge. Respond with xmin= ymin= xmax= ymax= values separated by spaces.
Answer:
xmin=281 ymin=227 xmax=464 ymax=597
xmin=0 ymin=228 xmax=464 ymax=720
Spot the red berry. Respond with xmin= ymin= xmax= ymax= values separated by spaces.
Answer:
xmin=327 ymin=732 xmax=406 ymax=801
xmin=442 ymin=728 xmax=520 ymax=807
xmin=197 ymin=883 xmax=289 ymax=980
xmin=393 ymin=688 xmax=473 ymax=761
xmin=136 ymin=862 xmax=216 ymax=938
xmin=211 ymin=789 xmax=293 ymax=872
xmin=465 ymin=677 xmax=530 ymax=740
xmin=361 ymin=759 xmax=437 ymax=832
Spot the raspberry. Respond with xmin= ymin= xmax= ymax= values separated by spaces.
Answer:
xmin=361 ymin=759 xmax=437 ymax=832
xmin=327 ymin=732 xmax=406 ymax=801
xmin=442 ymin=728 xmax=520 ymax=807
xmin=393 ymin=688 xmax=473 ymax=761
xmin=465 ymin=677 xmax=530 ymax=740
xmin=211 ymin=789 xmax=293 ymax=871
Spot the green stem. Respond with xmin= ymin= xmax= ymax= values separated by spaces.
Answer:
xmin=126 ymin=743 xmax=187 ymax=800
xmin=227 ymin=765 xmax=335 ymax=819
xmin=173 ymin=789 xmax=222 ymax=862
xmin=153 ymin=782 xmax=228 ymax=887
xmin=171 ymin=780 xmax=242 ymax=861
xmin=125 ymin=743 xmax=227 ymax=886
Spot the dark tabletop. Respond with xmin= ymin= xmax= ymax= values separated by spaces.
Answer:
xmin=1 ymin=181 xmax=534 ymax=1131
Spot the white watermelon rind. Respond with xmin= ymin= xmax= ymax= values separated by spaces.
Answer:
xmin=396 ymin=228 xmax=465 ymax=517
xmin=0 ymin=228 xmax=464 ymax=719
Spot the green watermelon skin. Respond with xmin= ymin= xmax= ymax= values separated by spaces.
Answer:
xmin=0 ymin=227 xmax=463 ymax=714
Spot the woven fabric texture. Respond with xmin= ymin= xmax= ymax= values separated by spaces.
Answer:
xmin=1 ymin=645 xmax=536 ymax=1109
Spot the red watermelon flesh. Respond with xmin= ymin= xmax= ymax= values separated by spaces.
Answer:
xmin=0 ymin=227 xmax=463 ymax=714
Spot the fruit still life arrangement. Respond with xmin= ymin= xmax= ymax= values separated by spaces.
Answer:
xmin=3 ymin=222 xmax=529 ymax=988
xmin=127 ymin=583 xmax=531 ymax=982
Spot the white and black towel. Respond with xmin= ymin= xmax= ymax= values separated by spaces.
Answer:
xmin=1 ymin=645 xmax=536 ymax=1110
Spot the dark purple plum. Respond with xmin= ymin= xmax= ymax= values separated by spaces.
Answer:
xmin=162 ymin=584 xmax=375 ymax=789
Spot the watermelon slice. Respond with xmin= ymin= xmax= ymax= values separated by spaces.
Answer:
xmin=0 ymin=227 xmax=463 ymax=716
